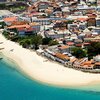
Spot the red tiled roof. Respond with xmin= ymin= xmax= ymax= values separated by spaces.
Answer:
xmin=17 ymin=27 xmax=35 ymax=32
xmin=77 ymin=18 xmax=88 ymax=22
xmin=11 ymin=21 xmax=28 ymax=25
xmin=95 ymin=62 xmax=100 ymax=66
xmin=55 ymin=53 xmax=70 ymax=60
xmin=3 ymin=17 xmax=18 ymax=22
xmin=70 ymin=58 xmax=77 ymax=63
xmin=8 ymin=24 xmax=30 ymax=29
xmin=87 ymin=14 xmax=97 ymax=18
xmin=67 ymin=42 xmax=74 ymax=46
xmin=75 ymin=44 xmax=82 ymax=47
xmin=83 ymin=42 xmax=90 ymax=46
xmin=58 ymin=45 xmax=69 ymax=49
xmin=81 ymin=61 xmax=93 ymax=66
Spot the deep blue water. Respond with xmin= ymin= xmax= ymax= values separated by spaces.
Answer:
xmin=0 ymin=56 xmax=100 ymax=100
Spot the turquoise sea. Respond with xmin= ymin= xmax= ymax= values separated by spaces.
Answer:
xmin=1 ymin=55 xmax=100 ymax=100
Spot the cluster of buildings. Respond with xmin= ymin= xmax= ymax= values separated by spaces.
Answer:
xmin=0 ymin=0 xmax=100 ymax=72
xmin=39 ymin=45 xmax=100 ymax=72
xmin=0 ymin=10 xmax=41 ymax=36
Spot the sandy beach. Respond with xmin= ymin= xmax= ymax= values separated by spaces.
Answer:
xmin=0 ymin=34 xmax=100 ymax=86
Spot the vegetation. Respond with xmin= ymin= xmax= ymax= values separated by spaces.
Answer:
xmin=71 ymin=47 xmax=87 ymax=58
xmin=42 ymin=37 xmax=52 ymax=45
xmin=87 ymin=42 xmax=100 ymax=60
xmin=0 ymin=3 xmax=28 ymax=13
xmin=66 ymin=20 xmax=74 ymax=24
xmin=2 ymin=29 xmax=59 ymax=50
xmin=0 ymin=3 xmax=6 ymax=9
xmin=42 ymin=37 xmax=59 ymax=46
xmin=0 ymin=22 xmax=6 ymax=28
xmin=10 ymin=6 xmax=26 ymax=12
xmin=19 ymin=38 xmax=31 ymax=48
xmin=71 ymin=42 xmax=100 ymax=59
xmin=2 ymin=30 xmax=10 ymax=39
xmin=30 ymin=35 xmax=43 ymax=50
xmin=3 ymin=33 xmax=43 ymax=50
xmin=48 ymin=40 xmax=59 ymax=46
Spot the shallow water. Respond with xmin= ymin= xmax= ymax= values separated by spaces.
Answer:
xmin=0 ymin=56 xmax=100 ymax=100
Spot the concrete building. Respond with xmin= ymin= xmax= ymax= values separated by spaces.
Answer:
xmin=45 ymin=30 xmax=68 ymax=39
xmin=0 ymin=10 xmax=14 ymax=20
xmin=32 ymin=18 xmax=51 ymax=25
xmin=96 ymin=18 xmax=100 ymax=27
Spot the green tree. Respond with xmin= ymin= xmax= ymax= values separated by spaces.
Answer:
xmin=87 ymin=42 xmax=100 ymax=59
xmin=0 ymin=22 xmax=6 ymax=28
xmin=49 ymin=40 xmax=59 ymax=46
xmin=2 ymin=31 xmax=10 ymax=39
xmin=19 ymin=39 xmax=31 ymax=48
xmin=31 ymin=35 xmax=43 ymax=50
xmin=71 ymin=47 xmax=86 ymax=58
xmin=42 ymin=37 xmax=52 ymax=45
xmin=10 ymin=36 xmax=18 ymax=42
xmin=0 ymin=4 xmax=6 ymax=9
xmin=66 ymin=20 xmax=74 ymax=24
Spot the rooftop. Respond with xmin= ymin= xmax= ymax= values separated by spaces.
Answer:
xmin=55 ymin=52 xmax=70 ymax=60
xmin=8 ymin=24 xmax=30 ymax=29
xmin=58 ymin=45 xmax=69 ymax=50
xmin=0 ymin=10 xmax=13 ymax=17
xmin=3 ymin=16 xmax=18 ymax=22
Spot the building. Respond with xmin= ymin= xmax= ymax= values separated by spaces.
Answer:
xmin=0 ymin=10 xmax=14 ymax=20
xmin=32 ymin=18 xmax=51 ymax=25
xmin=58 ymin=45 xmax=70 ymax=53
xmin=93 ymin=55 xmax=100 ymax=62
xmin=17 ymin=27 xmax=35 ymax=36
xmin=92 ymin=27 xmax=100 ymax=34
xmin=96 ymin=18 xmax=100 ymax=27
xmin=38 ymin=2 xmax=50 ymax=11
xmin=3 ymin=16 xmax=18 ymax=25
xmin=7 ymin=22 xmax=37 ymax=36
xmin=87 ymin=18 xmax=96 ymax=27
xmin=45 ymin=29 xmax=68 ymax=39
xmin=55 ymin=52 xmax=70 ymax=64
xmin=30 ymin=22 xmax=40 ymax=33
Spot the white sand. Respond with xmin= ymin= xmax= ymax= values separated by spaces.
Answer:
xmin=0 ymin=34 xmax=100 ymax=86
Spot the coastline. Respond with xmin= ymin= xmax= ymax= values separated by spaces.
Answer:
xmin=1 ymin=34 xmax=100 ymax=87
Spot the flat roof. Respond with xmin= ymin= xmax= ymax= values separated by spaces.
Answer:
xmin=32 ymin=17 xmax=71 ymax=21
xmin=0 ymin=10 xmax=13 ymax=16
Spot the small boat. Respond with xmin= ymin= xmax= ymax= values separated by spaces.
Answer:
xmin=0 ymin=42 xmax=3 ymax=44
xmin=0 ymin=48 xmax=4 ymax=50
xmin=10 ymin=49 xmax=14 ymax=52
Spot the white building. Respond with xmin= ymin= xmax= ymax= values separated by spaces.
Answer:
xmin=32 ymin=18 xmax=51 ymax=25
xmin=94 ymin=55 xmax=100 ymax=62
xmin=45 ymin=30 xmax=69 ymax=39
xmin=0 ymin=10 xmax=14 ymax=20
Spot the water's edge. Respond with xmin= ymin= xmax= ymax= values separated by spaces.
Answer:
xmin=1 ymin=52 xmax=100 ymax=92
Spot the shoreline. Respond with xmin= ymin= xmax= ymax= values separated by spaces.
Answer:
xmin=1 ymin=34 xmax=100 ymax=87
